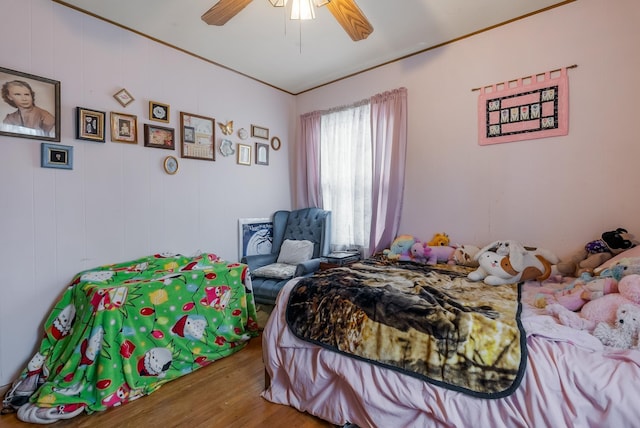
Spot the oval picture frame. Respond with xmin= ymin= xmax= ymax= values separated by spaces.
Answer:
xmin=163 ymin=155 xmax=179 ymax=175
xmin=271 ymin=136 xmax=281 ymax=151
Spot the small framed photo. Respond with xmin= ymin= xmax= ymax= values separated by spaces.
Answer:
xmin=149 ymin=101 xmax=170 ymax=123
xmin=0 ymin=66 xmax=60 ymax=141
xmin=163 ymin=155 xmax=179 ymax=175
xmin=238 ymin=218 xmax=273 ymax=260
xmin=110 ymin=112 xmax=137 ymax=144
xmin=180 ymin=112 xmax=215 ymax=161
xmin=76 ymin=107 xmax=106 ymax=142
xmin=255 ymin=142 xmax=269 ymax=166
xmin=113 ymin=88 xmax=134 ymax=107
xmin=144 ymin=124 xmax=175 ymax=150
xmin=41 ymin=143 xmax=73 ymax=170
xmin=237 ymin=143 xmax=251 ymax=166
xmin=251 ymin=125 xmax=269 ymax=140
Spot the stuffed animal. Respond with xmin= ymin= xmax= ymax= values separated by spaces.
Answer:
xmin=467 ymin=240 xmax=558 ymax=286
xmin=592 ymin=303 xmax=640 ymax=348
xmin=449 ymin=244 xmax=481 ymax=267
xmin=411 ymin=243 xmax=455 ymax=265
xmin=547 ymin=274 xmax=640 ymax=331
xmin=383 ymin=235 xmax=418 ymax=261
xmin=536 ymin=275 xmax=619 ymax=311
xmin=427 ymin=233 xmax=450 ymax=247
xmin=556 ymin=228 xmax=638 ymax=278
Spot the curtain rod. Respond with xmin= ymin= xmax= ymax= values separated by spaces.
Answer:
xmin=471 ymin=64 xmax=578 ymax=92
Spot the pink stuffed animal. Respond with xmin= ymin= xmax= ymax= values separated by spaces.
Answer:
xmin=411 ymin=243 xmax=455 ymax=265
xmin=547 ymin=274 xmax=640 ymax=331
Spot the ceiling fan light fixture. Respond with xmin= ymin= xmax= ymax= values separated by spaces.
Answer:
xmin=290 ymin=0 xmax=315 ymax=20
xmin=269 ymin=0 xmax=288 ymax=7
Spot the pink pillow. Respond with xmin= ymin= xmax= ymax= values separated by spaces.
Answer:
xmin=594 ymin=246 xmax=640 ymax=273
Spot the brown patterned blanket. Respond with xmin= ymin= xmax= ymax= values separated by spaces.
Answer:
xmin=286 ymin=257 xmax=526 ymax=398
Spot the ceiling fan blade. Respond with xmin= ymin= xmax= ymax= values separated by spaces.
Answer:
xmin=202 ymin=0 xmax=253 ymax=26
xmin=325 ymin=0 xmax=373 ymax=41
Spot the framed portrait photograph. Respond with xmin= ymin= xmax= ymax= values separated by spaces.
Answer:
xmin=110 ymin=112 xmax=137 ymax=144
xmin=149 ymin=101 xmax=170 ymax=123
xmin=144 ymin=124 xmax=175 ymax=150
xmin=113 ymin=88 xmax=134 ymax=107
xmin=41 ymin=143 xmax=73 ymax=170
xmin=237 ymin=143 xmax=251 ymax=166
xmin=238 ymin=218 xmax=273 ymax=260
xmin=255 ymin=142 xmax=269 ymax=166
xmin=180 ymin=112 xmax=215 ymax=161
xmin=0 ymin=67 xmax=60 ymax=142
xmin=251 ymin=124 xmax=269 ymax=140
xmin=76 ymin=107 xmax=106 ymax=142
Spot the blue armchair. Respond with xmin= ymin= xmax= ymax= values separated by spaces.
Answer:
xmin=242 ymin=208 xmax=331 ymax=305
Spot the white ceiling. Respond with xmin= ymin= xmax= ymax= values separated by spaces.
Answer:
xmin=53 ymin=0 xmax=571 ymax=95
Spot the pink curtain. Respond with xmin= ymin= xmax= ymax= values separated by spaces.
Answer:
xmin=368 ymin=87 xmax=408 ymax=255
xmin=294 ymin=111 xmax=322 ymax=209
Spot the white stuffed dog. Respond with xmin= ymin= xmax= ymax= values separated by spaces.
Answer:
xmin=467 ymin=240 xmax=558 ymax=286
xmin=593 ymin=303 xmax=640 ymax=348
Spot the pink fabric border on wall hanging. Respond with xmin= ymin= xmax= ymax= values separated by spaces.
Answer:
xmin=477 ymin=67 xmax=570 ymax=145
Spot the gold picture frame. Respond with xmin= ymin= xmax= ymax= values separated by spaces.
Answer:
xmin=110 ymin=112 xmax=137 ymax=144
xmin=0 ymin=66 xmax=61 ymax=142
xmin=251 ymin=124 xmax=269 ymax=140
xmin=163 ymin=155 xmax=179 ymax=175
xmin=237 ymin=143 xmax=251 ymax=166
xmin=113 ymin=88 xmax=134 ymax=108
xmin=180 ymin=112 xmax=215 ymax=161
xmin=76 ymin=107 xmax=106 ymax=142
xmin=149 ymin=101 xmax=170 ymax=123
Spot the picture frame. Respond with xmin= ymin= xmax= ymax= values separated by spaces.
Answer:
xmin=41 ymin=143 xmax=73 ymax=170
xmin=251 ymin=124 xmax=269 ymax=140
xmin=149 ymin=101 xmax=170 ymax=123
xmin=76 ymin=107 xmax=106 ymax=142
xmin=0 ymin=67 xmax=60 ymax=142
xmin=180 ymin=112 xmax=215 ymax=161
xmin=163 ymin=155 xmax=179 ymax=175
xmin=255 ymin=142 xmax=269 ymax=166
xmin=238 ymin=218 xmax=273 ymax=260
xmin=113 ymin=88 xmax=134 ymax=107
xmin=110 ymin=112 xmax=137 ymax=144
xmin=144 ymin=124 xmax=175 ymax=150
xmin=271 ymin=136 xmax=281 ymax=151
xmin=237 ymin=143 xmax=251 ymax=166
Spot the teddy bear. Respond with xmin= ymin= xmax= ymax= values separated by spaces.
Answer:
xmin=411 ymin=242 xmax=455 ymax=265
xmin=556 ymin=228 xmax=638 ymax=278
xmin=592 ymin=303 xmax=640 ymax=348
xmin=467 ymin=240 xmax=558 ymax=286
xmin=547 ymin=273 xmax=640 ymax=331
xmin=383 ymin=234 xmax=418 ymax=261
xmin=427 ymin=232 xmax=450 ymax=247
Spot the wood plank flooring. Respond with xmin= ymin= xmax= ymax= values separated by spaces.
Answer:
xmin=0 ymin=333 xmax=334 ymax=427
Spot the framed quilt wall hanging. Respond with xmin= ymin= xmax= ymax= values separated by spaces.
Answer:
xmin=477 ymin=66 xmax=574 ymax=146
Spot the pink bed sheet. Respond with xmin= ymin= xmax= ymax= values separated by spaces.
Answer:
xmin=261 ymin=279 xmax=640 ymax=428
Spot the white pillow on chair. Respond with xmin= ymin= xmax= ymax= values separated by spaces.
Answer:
xmin=277 ymin=239 xmax=315 ymax=265
xmin=252 ymin=263 xmax=297 ymax=280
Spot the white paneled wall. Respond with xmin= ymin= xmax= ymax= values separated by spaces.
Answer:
xmin=0 ymin=0 xmax=294 ymax=385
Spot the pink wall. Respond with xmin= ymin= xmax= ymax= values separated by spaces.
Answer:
xmin=296 ymin=0 xmax=640 ymax=259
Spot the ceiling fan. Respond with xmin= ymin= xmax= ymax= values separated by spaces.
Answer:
xmin=201 ymin=0 xmax=374 ymax=41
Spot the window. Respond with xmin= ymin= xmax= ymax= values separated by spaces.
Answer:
xmin=319 ymin=102 xmax=372 ymax=251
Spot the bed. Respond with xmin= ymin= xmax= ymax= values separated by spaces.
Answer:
xmin=261 ymin=255 xmax=640 ymax=427
xmin=2 ymin=252 xmax=259 ymax=424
